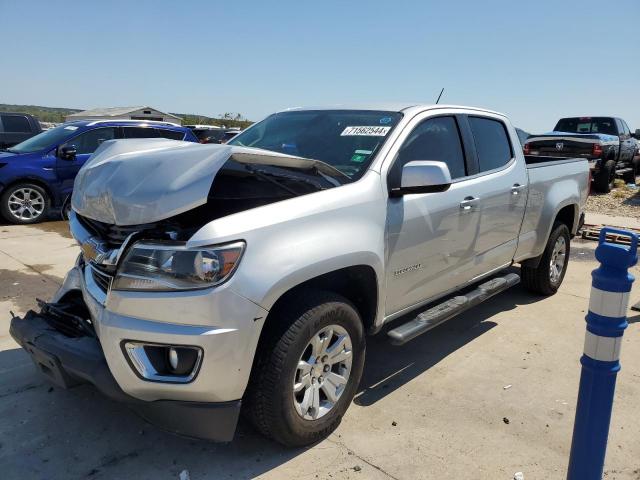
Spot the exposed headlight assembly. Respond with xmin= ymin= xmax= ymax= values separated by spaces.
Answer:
xmin=113 ymin=241 xmax=245 ymax=291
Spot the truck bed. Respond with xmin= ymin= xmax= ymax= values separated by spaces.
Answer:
xmin=513 ymin=156 xmax=590 ymax=263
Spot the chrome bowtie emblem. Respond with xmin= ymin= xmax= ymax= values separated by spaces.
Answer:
xmin=556 ymin=142 xmax=564 ymax=151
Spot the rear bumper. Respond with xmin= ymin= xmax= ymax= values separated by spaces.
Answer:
xmin=9 ymin=311 xmax=240 ymax=442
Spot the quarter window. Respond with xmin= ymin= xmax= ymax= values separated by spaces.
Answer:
xmin=468 ymin=117 xmax=513 ymax=172
xmin=394 ymin=116 xmax=466 ymax=180
xmin=1 ymin=114 xmax=31 ymax=133
xmin=156 ymin=129 xmax=185 ymax=140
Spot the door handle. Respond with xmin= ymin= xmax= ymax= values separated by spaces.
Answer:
xmin=511 ymin=184 xmax=526 ymax=195
xmin=460 ymin=196 xmax=479 ymax=211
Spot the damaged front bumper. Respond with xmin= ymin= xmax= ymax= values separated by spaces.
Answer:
xmin=10 ymin=309 xmax=242 ymax=442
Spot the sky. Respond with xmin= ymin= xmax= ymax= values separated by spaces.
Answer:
xmin=1 ymin=0 xmax=639 ymax=133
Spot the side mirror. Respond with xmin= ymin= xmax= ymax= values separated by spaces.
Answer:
xmin=391 ymin=160 xmax=452 ymax=196
xmin=59 ymin=145 xmax=77 ymax=161
xmin=633 ymin=129 xmax=640 ymax=140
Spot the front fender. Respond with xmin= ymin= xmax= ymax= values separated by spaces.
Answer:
xmin=187 ymin=172 xmax=388 ymax=325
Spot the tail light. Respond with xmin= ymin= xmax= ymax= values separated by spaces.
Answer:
xmin=523 ymin=143 xmax=530 ymax=155
xmin=592 ymin=144 xmax=603 ymax=157
xmin=588 ymin=169 xmax=593 ymax=196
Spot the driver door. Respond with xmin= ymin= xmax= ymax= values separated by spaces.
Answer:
xmin=385 ymin=115 xmax=481 ymax=316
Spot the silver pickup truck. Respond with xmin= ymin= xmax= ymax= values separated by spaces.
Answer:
xmin=10 ymin=104 xmax=589 ymax=446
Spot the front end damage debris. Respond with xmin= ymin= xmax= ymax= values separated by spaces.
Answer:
xmin=9 ymin=303 xmax=241 ymax=442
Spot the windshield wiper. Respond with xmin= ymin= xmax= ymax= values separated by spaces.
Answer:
xmin=243 ymin=164 xmax=303 ymax=195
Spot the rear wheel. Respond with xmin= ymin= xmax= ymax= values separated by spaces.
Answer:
xmin=245 ymin=290 xmax=365 ymax=447
xmin=521 ymin=222 xmax=571 ymax=295
xmin=593 ymin=159 xmax=616 ymax=193
xmin=0 ymin=183 xmax=50 ymax=224
xmin=622 ymin=157 xmax=639 ymax=185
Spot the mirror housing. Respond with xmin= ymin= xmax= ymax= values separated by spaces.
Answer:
xmin=59 ymin=145 xmax=77 ymax=161
xmin=391 ymin=160 xmax=452 ymax=196
xmin=633 ymin=129 xmax=640 ymax=140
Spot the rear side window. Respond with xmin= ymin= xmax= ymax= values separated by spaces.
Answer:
xmin=395 ymin=116 xmax=466 ymax=180
xmin=122 ymin=127 xmax=159 ymax=139
xmin=468 ymin=117 xmax=513 ymax=172
xmin=156 ymin=129 xmax=186 ymax=140
xmin=68 ymin=127 xmax=117 ymax=154
xmin=1 ymin=114 xmax=31 ymax=133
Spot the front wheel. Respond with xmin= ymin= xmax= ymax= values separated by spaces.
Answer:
xmin=0 ymin=183 xmax=50 ymax=224
xmin=521 ymin=222 xmax=571 ymax=295
xmin=245 ymin=291 xmax=365 ymax=447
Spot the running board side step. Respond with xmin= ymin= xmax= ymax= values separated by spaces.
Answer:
xmin=387 ymin=273 xmax=520 ymax=345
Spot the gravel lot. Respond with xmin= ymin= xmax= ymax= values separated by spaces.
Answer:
xmin=1 ymin=220 xmax=640 ymax=479
xmin=586 ymin=180 xmax=640 ymax=219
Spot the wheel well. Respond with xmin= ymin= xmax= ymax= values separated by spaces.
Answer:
xmin=268 ymin=265 xmax=378 ymax=333
xmin=1 ymin=178 xmax=55 ymax=206
xmin=522 ymin=204 xmax=577 ymax=268
xmin=555 ymin=204 xmax=576 ymax=233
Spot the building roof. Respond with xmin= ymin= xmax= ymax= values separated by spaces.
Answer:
xmin=67 ymin=106 xmax=182 ymax=120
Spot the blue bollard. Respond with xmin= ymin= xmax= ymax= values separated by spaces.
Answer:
xmin=567 ymin=227 xmax=638 ymax=480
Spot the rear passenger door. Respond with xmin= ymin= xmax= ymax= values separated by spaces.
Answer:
xmin=464 ymin=115 xmax=528 ymax=278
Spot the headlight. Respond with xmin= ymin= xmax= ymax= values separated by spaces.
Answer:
xmin=112 ymin=241 xmax=245 ymax=291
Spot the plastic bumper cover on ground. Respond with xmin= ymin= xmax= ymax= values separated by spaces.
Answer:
xmin=9 ymin=311 xmax=241 ymax=442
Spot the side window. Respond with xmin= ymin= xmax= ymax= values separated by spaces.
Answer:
xmin=122 ymin=126 xmax=159 ymax=139
xmin=68 ymin=127 xmax=117 ymax=154
xmin=621 ymin=120 xmax=630 ymax=136
xmin=394 ymin=116 xmax=466 ymax=181
xmin=155 ymin=129 xmax=185 ymax=140
xmin=1 ymin=114 xmax=31 ymax=133
xmin=468 ymin=117 xmax=513 ymax=172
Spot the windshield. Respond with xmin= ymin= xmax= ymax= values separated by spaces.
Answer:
xmin=8 ymin=124 xmax=81 ymax=154
xmin=554 ymin=117 xmax=617 ymax=135
xmin=228 ymin=110 xmax=402 ymax=180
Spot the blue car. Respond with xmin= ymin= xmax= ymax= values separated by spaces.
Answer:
xmin=0 ymin=120 xmax=198 ymax=224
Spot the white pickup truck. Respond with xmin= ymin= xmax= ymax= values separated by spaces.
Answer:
xmin=10 ymin=104 xmax=589 ymax=446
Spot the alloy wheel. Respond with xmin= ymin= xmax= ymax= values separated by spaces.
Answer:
xmin=7 ymin=187 xmax=45 ymax=221
xmin=293 ymin=324 xmax=353 ymax=420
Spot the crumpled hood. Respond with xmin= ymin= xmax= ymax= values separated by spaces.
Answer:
xmin=72 ymin=138 xmax=335 ymax=225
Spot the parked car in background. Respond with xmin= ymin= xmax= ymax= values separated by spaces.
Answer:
xmin=0 ymin=120 xmax=198 ymax=224
xmin=10 ymin=104 xmax=589 ymax=446
xmin=185 ymin=125 xmax=226 ymax=144
xmin=524 ymin=116 xmax=638 ymax=192
xmin=222 ymin=128 xmax=241 ymax=143
xmin=185 ymin=125 xmax=244 ymax=144
xmin=0 ymin=112 xmax=42 ymax=148
xmin=515 ymin=127 xmax=530 ymax=146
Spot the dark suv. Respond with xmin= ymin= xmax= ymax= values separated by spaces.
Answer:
xmin=0 ymin=120 xmax=198 ymax=224
xmin=0 ymin=112 xmax=42 ymax=148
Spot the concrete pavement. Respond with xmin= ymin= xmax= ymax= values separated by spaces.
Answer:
xmin=1 ymin=220 xmax=639 ymax=479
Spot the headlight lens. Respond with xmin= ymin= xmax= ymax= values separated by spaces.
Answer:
xmin=112 ymin=241 xmax=245 ymax=291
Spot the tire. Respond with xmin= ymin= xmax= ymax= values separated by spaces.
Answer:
xmin=521 ymin=222 xmax=571 ymax=295
xmin=593 ymin=159 xmax=616 ymax=193
xmin=245 ymin=290 xmax=365 ymax=447
xmin=0 ymin=183 xmax=50 ymax=224
xmin=61 ymin=196 xmax=72 ymax=220
xmin=622 ymin=157 xmax=639 ymax=185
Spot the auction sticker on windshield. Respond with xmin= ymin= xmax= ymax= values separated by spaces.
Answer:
xmin=341 ymin=126 xmax=391 ymax=136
